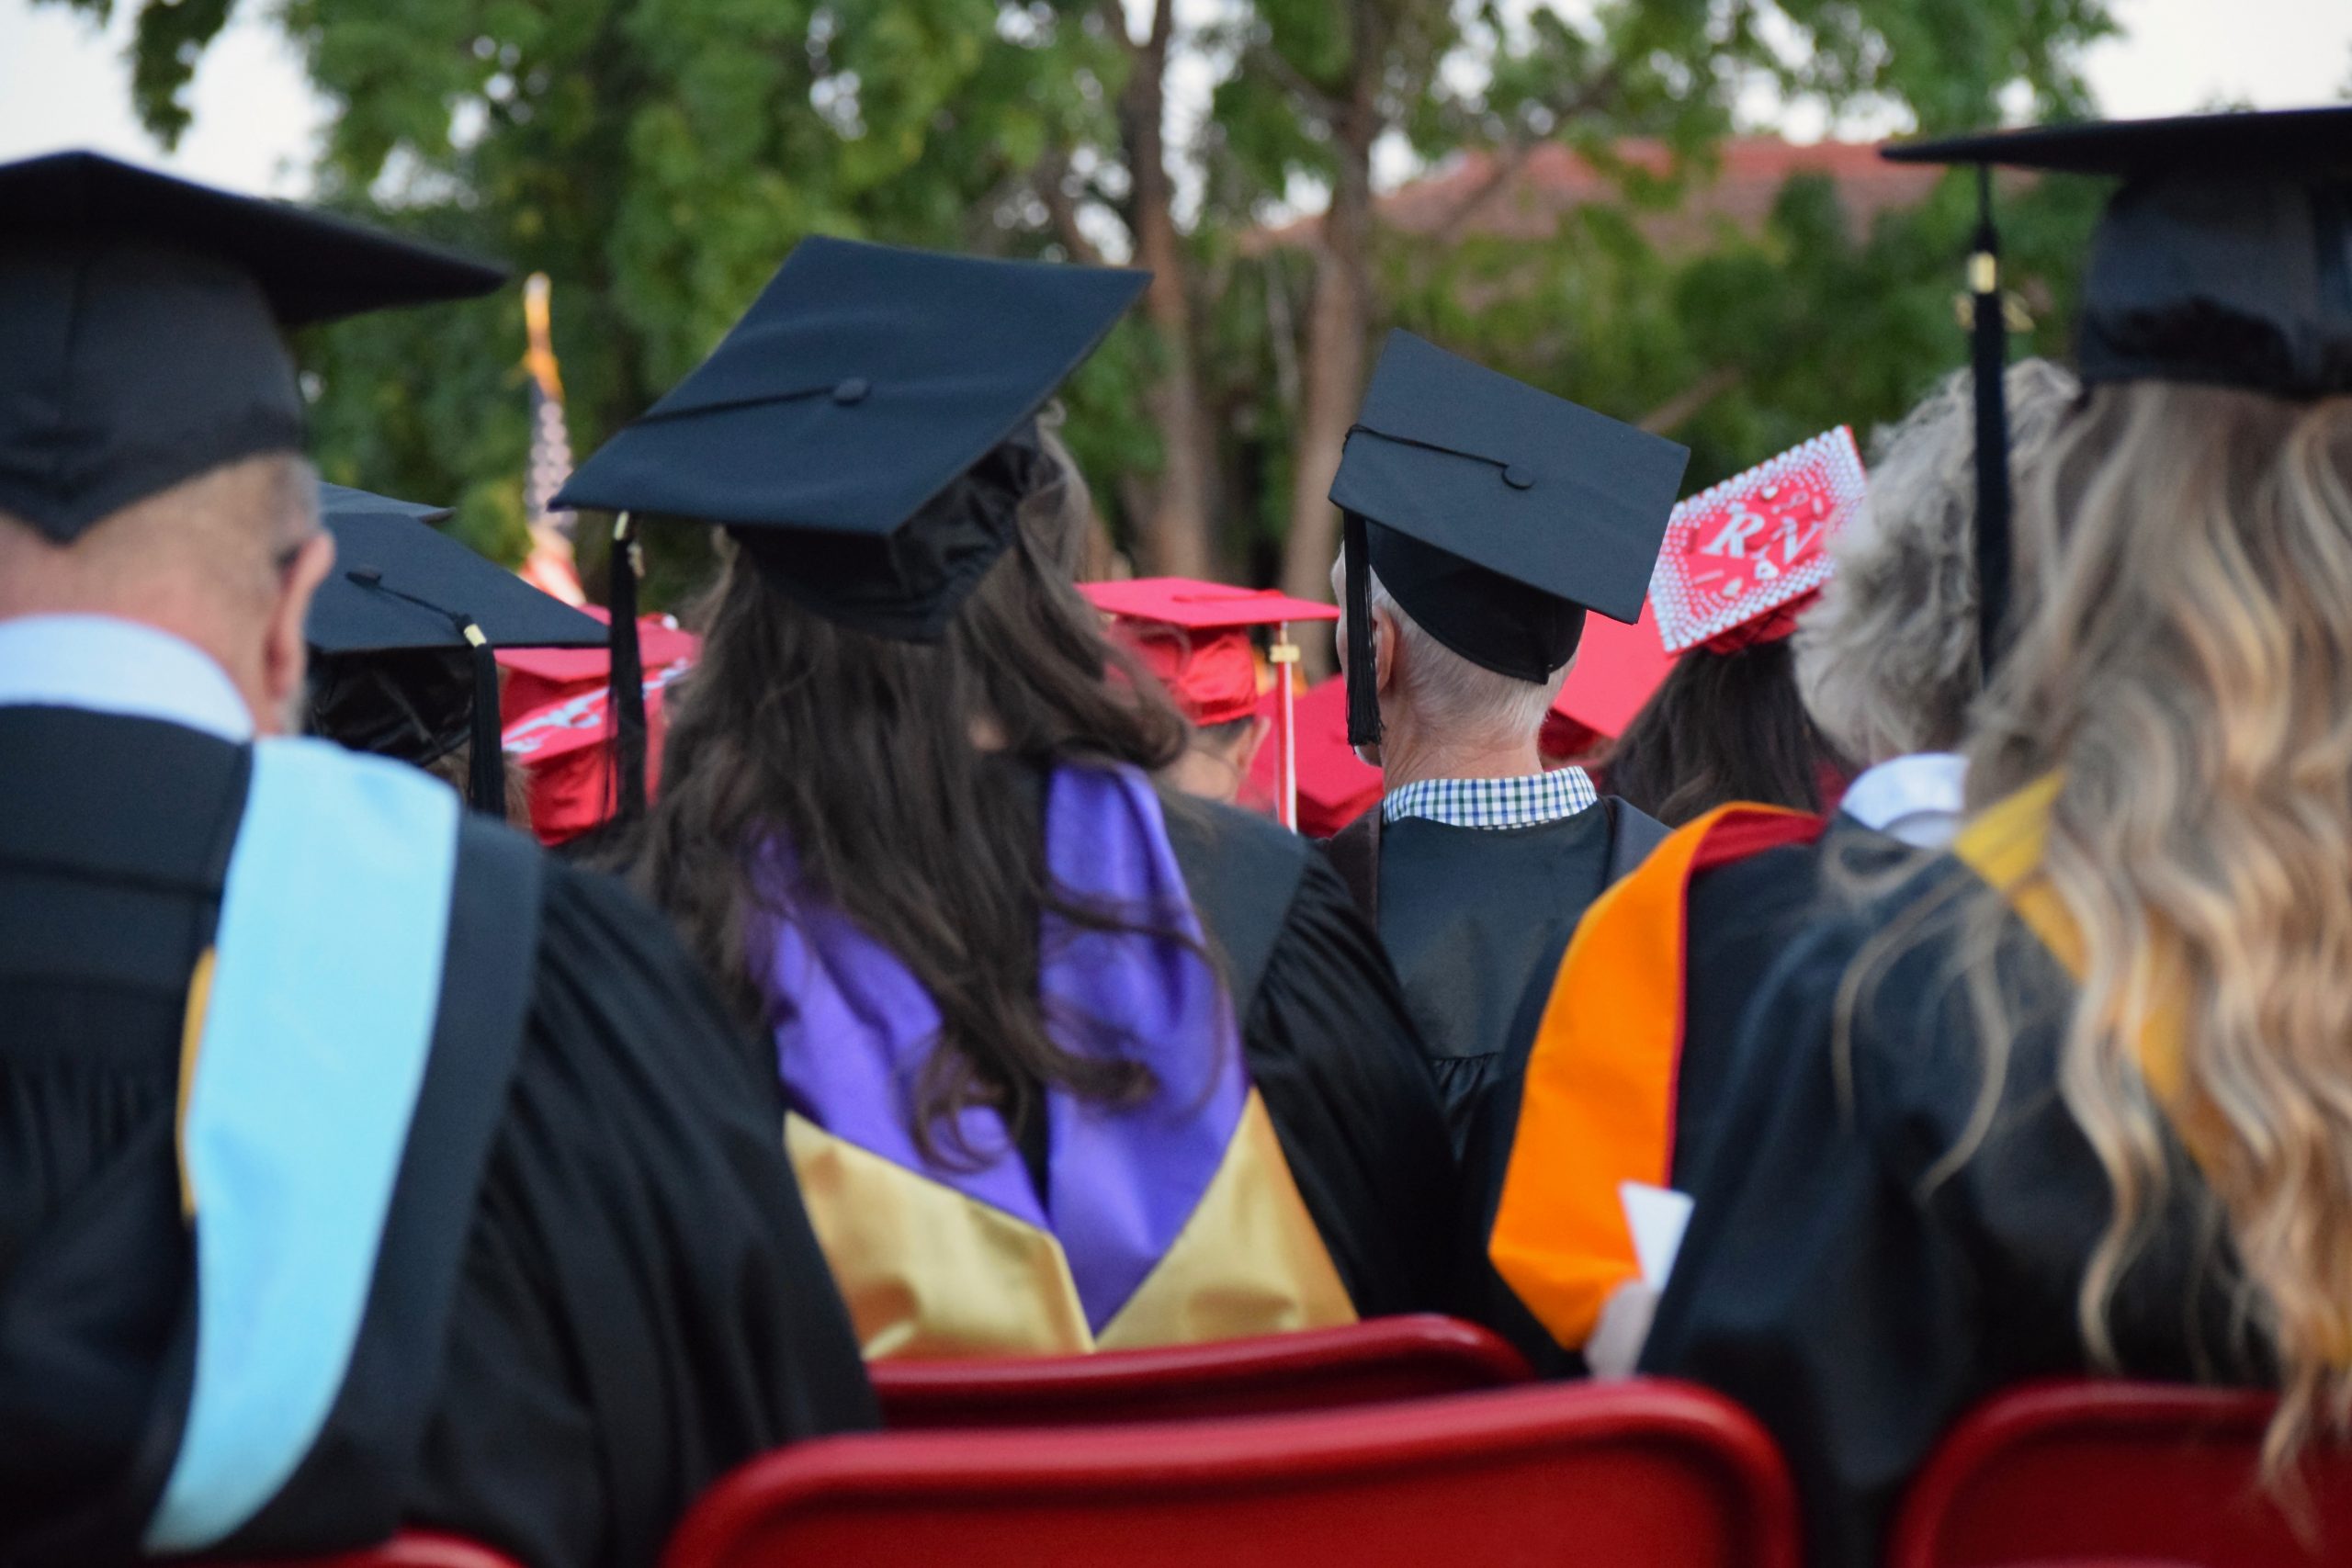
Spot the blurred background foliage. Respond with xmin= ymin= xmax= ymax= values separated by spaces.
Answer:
xmin=47 ymin=0 xmax=2114 ymax=625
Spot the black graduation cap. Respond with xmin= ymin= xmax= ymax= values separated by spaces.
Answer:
xmin=554 ymin=234 xmax=1148 ymax=820
xmin=1882 ymin=105 xmax=2352 ymax=679
xmin=0 ymin=151 xmax=504 ymax=543
xmin=308 ymin=482 xmax=605 ymax=815
xmin=1328 ymin=330 xmax=1690 ymax=748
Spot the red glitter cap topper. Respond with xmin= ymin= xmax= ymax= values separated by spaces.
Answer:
xmin=1649 ymin=426 xmax=1867 ymax=656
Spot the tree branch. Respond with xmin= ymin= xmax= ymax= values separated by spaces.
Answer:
xmin=1638 ymin=367 xmax=1743 ymax=435
xmin=1034 ymin=151 xmax=1111 ymax=265
xmin=1245 ymin=39 xmax=1341 ymax=122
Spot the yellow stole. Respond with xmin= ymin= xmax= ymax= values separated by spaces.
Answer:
xmin=786 ymin=1090 xmax=1356 ymax=1359
xmin=1951 ymin=773 xmax=2191 ymax=1108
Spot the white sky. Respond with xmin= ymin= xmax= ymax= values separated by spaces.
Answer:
xmin=0 ymin=0 xmax=2346 ymax=200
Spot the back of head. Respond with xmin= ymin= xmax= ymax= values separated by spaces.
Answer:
xmin=0 ymin=453 xmax=323 ymax=734
xmin=1351 ymin=558 xmax=1566 ymax=761
xmin=1604 ymin=639 xmax=1842 ymax=826
xmin=1795 ymin=357 xmax=2081 ymax=767
xmin=639 ymin=448 xmax=1187 ymax=1147
xmin=1962 ymin=378 xmax=2352 ymax=1462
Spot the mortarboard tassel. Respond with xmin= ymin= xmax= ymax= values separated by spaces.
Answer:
xmin=1342 ymin=513 xmax=1383 ymax=750
xmin=460 ymin=620 xmax=503 ymax=816
xmin=1969 ymin=164 xmax=2014 ymax=684
xmin=339 ymin=566 xmax=510 ymax=818
xmin=607 ymin=511 xmax=650 ymax=824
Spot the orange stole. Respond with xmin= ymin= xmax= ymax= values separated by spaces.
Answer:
xmin=1489 ymin=803 xmax=1823 ymax=1350
xmin=786 ymin=1089 xmax=1355 ymax=1359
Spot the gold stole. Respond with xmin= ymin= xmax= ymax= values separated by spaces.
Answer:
xmin=786 ymin=1089 xmax=1356 ymax=1359
xmin=1951 ymin=773 xmax=2191 ymax=1107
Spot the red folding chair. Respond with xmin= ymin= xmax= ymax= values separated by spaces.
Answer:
xmin=1889 ymin=1379 xmax=2352 ymax=1567
xmin=662 ymin=1378 xmax=1798 ymax=1568
xmin=208 ymin=1533 xmax=525 ymax=1568
xmin=868 ymin=1314 xmax=1532 ymax=1428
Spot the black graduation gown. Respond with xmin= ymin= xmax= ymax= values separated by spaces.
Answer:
xmin=1456 ymin=814 xmax=1898 ymax=1368
xmin=0 ymin=707 xmax=876 ymax=1568
xmin=1327 ymin=797 xmax=1667 ymax=1150
xmin=1157 ymin=793 xmax=1461 ymax=1320
xmin=1638 ymin=851 xmax=2267 ymax=1568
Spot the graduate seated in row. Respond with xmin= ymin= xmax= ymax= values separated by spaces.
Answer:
xmin=1636 ymin=106 xmax=2352 ymax=1566
xmin=558 ymin=240 xmax=1459 ymax=1360
xmin=1319 ymin=330 xmax=1690 ymax=1147
xmin=1476 ymin=356 xmax=2083 ymax=1373
xmin=0 ymin=152 xmax=873 ymax=1568
xmin=1601 ymin=428 xmax=1864 ymax=826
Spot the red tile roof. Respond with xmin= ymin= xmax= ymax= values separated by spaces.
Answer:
xmin=1251 ymin=136 xmax=1941 ymax=254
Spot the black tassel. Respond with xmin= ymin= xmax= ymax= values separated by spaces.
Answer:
xmin=1970 ymin=164 xmax=2014 ymax=685
xmin=1342 ymin=513 xmax=1382 ymax=750
xmin=607 ymin=511 xmax=650 ymax=824
xmin=461 ymin=621 xmax=503 ymax=817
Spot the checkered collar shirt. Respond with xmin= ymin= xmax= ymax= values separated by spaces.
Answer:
xmin=1381 ymin=767 xmax=1600 ymax=830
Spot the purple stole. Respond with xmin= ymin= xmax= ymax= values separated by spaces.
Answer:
xmin=756 ymin=764 xmax=1352 ymax=1357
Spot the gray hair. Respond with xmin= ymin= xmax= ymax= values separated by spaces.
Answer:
xmin=1361 ymin=563 xmax=1566 ymax=746
xmin=1795 ymin=357 xmax=2081 ymax=765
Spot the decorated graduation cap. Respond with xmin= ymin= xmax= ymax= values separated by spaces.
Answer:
xmin=307 ymin=482 xmax=605 ymax=815
xmin=1080 ymin=578 xmax=1340 ymax=830
xmin=1328 ymin=330 xmax=1690 ymax=749
xmin=1882 ymin=104 xmax=2352 ymax=678
xmin=555 ymin=235 xmax=1149 ymax=821
xmin=1651 ymin=426 xmax=1867 ymax=656
xmin=0 ymin=151 xmax=503 ymax=542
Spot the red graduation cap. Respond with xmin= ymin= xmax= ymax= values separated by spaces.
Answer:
xmin=1244 ymin=674 xmax=1384 ymax=839
xmin=1649 ymin=426 xmax=1866 ymax=656
xmin=1544 ymin=597 xmax=1679 ymax=761
xmin=1080 ymin=578 xmax=1339 ymax=831
xmin=498 ymin=607 xmax=701 ymax=845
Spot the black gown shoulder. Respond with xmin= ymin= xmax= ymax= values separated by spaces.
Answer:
xmin=1163 ymin=795 xmax=1459 ymax=1320
xmin=0 ymin=708 xmax=873 ymax=1568
xmin=402 ymin=855 xmax=876 ymax=1568
xmin=1639 ymin=852 xmax=2266 ymax=1568
xmin=1367 ymin=805 xmax=1618 ymax=1146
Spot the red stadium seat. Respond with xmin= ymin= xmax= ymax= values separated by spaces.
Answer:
xmin=1889 ymin=1379 xmax=2352 ymax=1567
xmin=868 ymin=1314 xmax=1532 ymax=1428
xmin=662 ymin=1379 xmax=1799 ymax=1568
xmin=210 ymin=1533 xmax=526 ymax=1568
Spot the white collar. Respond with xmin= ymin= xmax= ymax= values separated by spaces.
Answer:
xmin=0 ymin=615 xmax=255 ymax=742
xmin=1840 ymin=750 xmax=1968 ymax=849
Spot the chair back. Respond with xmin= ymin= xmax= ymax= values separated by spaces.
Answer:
xmin=664 ymin=1379 xmax=1798 ymax=1568
xmin=211 ymin=1532 xmax=525 ymax=1568
xmin=1890 ymin=1380 xmax=2352 ymax=1567
xmin=869 ymin=1314 xmax=1532 ymax=1428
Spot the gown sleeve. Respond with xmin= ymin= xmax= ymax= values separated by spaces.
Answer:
xmin=1635 ymin=911 xmax=1997 ymax=1568
xmin=1242 ymin=851 xmax=1463 ymax=1321
xmin=402 ymin=863 xmax=876 ymax=1568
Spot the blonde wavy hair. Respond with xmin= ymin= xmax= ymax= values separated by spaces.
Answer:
xmin=1959 ymin=379 xmax=2352 ymax=1471
xmin=1796 ymin=358 xmax=2080 ymax=765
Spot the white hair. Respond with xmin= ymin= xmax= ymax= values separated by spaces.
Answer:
xmin=1795 ymin=357 xmax=2081 ymax=765
xmin=1361 ymin=563 xmax=1566 ymax=746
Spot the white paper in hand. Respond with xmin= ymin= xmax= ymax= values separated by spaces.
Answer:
xmin=1619 ymin=1180 xmax=1695 ymax=1291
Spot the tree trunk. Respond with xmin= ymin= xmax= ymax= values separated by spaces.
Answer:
xmin=1124 ymin=0 xmax=1216 ymax=580
xmin=1277 ymin=82 xmax=1379 ymax=666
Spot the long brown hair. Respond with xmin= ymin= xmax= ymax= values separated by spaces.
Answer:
xmin=636 ymin=457 xmax=1191 ymax=1155
xmin=1603 ymin=638 xmax=1847 ymax=826
xmin=1877 ymin=382 xmax=2352 ymax=1471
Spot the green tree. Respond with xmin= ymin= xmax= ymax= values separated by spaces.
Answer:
xmin=1206 ymin=0 xmax=2114 ymax=616
xmin=50 ymin=0 xmax=2118 ymax=619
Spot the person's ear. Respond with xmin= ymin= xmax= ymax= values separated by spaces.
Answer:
xmin=258 ymin=529 xmax=334 ymax=736
xmin=1372 ymin=606 xmax=1401 ymax=698
xmin=1234 ymin=713 xmax=1273 ymax=775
